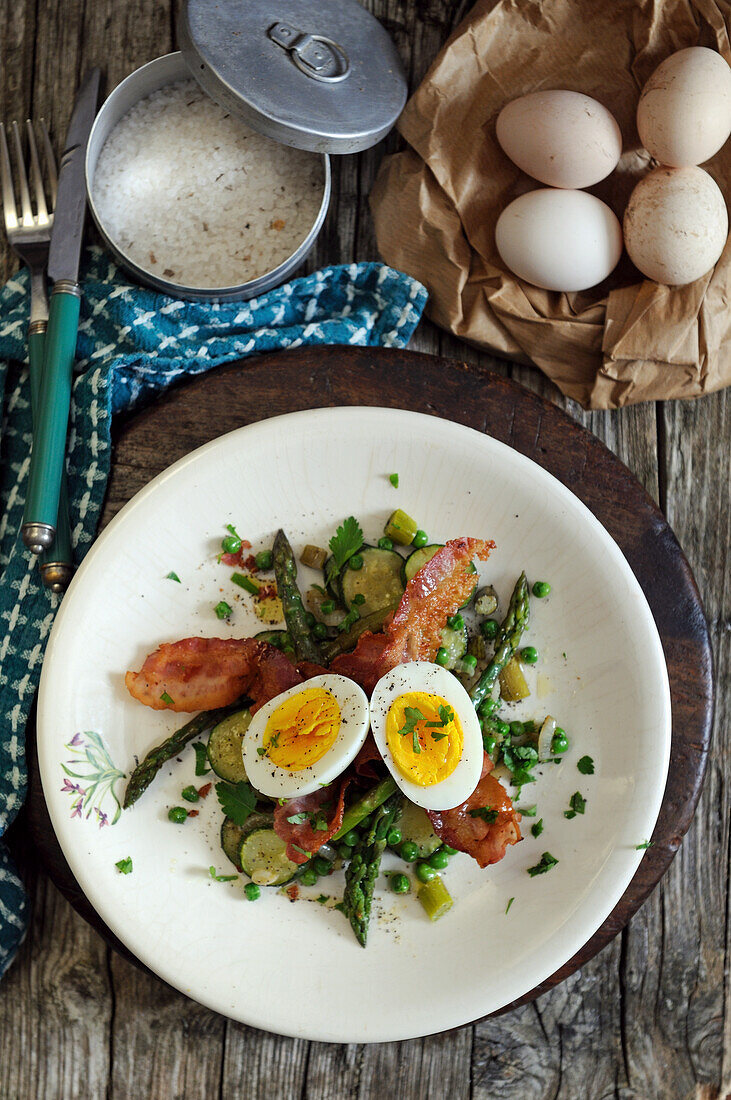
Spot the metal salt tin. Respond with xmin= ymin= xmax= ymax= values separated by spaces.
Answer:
xmin=85 ymin=0 xmax=408 ymax=300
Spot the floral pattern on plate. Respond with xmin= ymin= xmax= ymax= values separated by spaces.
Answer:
xmin=61 ymin=731 xmax=126 ymax=826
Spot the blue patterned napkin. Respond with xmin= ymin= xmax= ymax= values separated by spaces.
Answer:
xmin=0 ymin=247 xmax=427 ymax=977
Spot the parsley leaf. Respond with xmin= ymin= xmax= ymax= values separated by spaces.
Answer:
xmin=115 ymin=857 xmax=133 ymax=875
xmin=425 ymin=704 xmax=454 ymax=728
xmin=193 ymin=742 xmax=210 ymax=776
xmin=531 ymin=818 xmax=544 ymax=838
xmin=527 ymin=852 xmax=559 ymax=876
xmin=505 ymin=897 xmax=514 ymax=914
xmin=389 ymin=473 xmax=399 ymax=488
xmin=326 ymin=516 xmax=364 ymax=583
xmin=160 ymin=691 xmax=174 ymax=706
xmin=209 ymin=865 xmax=237 ymax=882
xmin=215 ymin=780 xmax=257 ymax=826
xmin=635 ymin=840 xmax=654 ymax=850
xmin=165 ymin=571 xmax=181 ymax=582
xmin=569 ymin=791 xmax=586 ymax=815
xmin=287 ymin=812 xmax=309 ymax=825
xmin=316 ymin=894 xmax=330 ymax=904
xmin=577 ymin=755 xmax=595 ymax=775
xmin=469 ymin=806 xmax=498 ymax=824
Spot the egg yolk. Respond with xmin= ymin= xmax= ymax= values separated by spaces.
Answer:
xmin=386 ymin=691 xmax=463 ymax=787
xmin=263 ymin=687 xmax=341 ymax=771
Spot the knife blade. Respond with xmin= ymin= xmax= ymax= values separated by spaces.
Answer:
xmin=21 ymin=68 xmax=101 ymax=555
xmin=47 ymin=67 xmax=101 ymax=284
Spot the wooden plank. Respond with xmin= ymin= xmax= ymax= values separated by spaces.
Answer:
xmin=220 ymin=1025 xmax=309 ymax=1100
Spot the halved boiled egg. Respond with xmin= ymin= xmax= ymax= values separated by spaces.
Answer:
xmin=243 ymin=675 xmax=370 ymax=798
xmin=370 ymin=662 xmax=483 ymax=810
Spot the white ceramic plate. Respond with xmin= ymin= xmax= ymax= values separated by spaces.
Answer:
xmin=38 ymin=407 xmax=671 ymax=1043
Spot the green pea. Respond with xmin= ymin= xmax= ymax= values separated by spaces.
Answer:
xmin=386 ymin=827 xmax=402 ymax=847
xmin=435 ymin=647 xmax=450 ymax=666
xmin=532 ymin=580 xmax=551 ymax=598
xmin=305 ymin=611 xmax=316 ymax=628
xmin=429 ymin=849 xmax=450 ymax=870
xmin=343 ymin=830 xmax=360 ymax=848
xmin=481 ymin=618 xmax=499 ymax=640
xmin=349 ymin=554 xmax=364 ymax=571
xmin=378 ymin=537 xmax=394 ymax=551
xmin=168 ymin=806 xmax=188 ymax=824
xmin=181 ymin=785 xmax=199 ymax=803
xmin=313 ymin=856 xmax=332 ymax=876
xmin=509 ymin=720 xmax=524 ymax=737
xmin=461 ymin=654 xmax=477 ymax=671
xmin=483 ymin=734 xmax=497 ymax=754
xmin=244 ymin=882 xmax=261 ymax=901
xmin=415 ymin=861 xmax=436 ymax=883
xmin=447 ymin=613 xmax=464 ymax=631
xmin=312 ymin=622 xmax=328 ymax=640
xmin=352 ymin=593 xmax=366 ymax=606
xmin=255 ymin=549 xmax=273 ymax=570
xmin=337 ymin=843 xmax=353 ymax=861
xmin=300 ymin=867 xmax=318 ymax=886
xmin=478 ymin=696 xmax=500 ymax=717
xmin=551 ymin=727 xmax=569 ymax=754
xmin=495 ymin=719 xmax=510 ymax=737
xmin=221 ymin=534 xmax=241 ymax=554
xmin=400 ymin=841 xmax=419 ymax=863
xmin=412 ymin=529 xmax=429 ymax=548
xmin=390 ymin=873 xmax=410 ymax=894
xmin=441 ymin=845 xmax=458 ymax=855
xmin=521 ymin=646 xmax=538 ymax=664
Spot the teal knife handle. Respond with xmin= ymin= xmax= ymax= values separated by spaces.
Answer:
xmin=22 ymin=282 xmax=81 ymax=540
xmin=28 ymin=322 xmax=74 ymax=589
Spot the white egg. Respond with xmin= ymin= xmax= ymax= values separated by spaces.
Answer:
xmin=495 ymin=189 xmax=623 ymax=292
xmin=637 ymin=47 xmax=731 ymax=168
xmin=369 ymin=662 xmax=483 ymax=811
xmin=497 ymin=90 xmax=622 ymax=189
xmin=243 ymin=675 xmax=370 ymax=799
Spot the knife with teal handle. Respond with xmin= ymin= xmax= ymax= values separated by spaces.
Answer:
xmin=21 ymin=68 xmax=99 ymax=556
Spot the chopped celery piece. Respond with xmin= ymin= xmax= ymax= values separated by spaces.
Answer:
xmin=499 ymin=655 xmax=530 ymax=702
xmin=385 ymin=509 xmax=419 ymax=546
xmin=417 ymin=874 xmax=453 ymax=921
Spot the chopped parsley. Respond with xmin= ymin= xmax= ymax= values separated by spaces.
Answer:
xmin=115 ymin=857 xmax=133 ymax=875
xmin=397 ymin=706 xmax=425 ymax=754
xmin=389 ymin=473 xmax=399 ymax=488
xmin=564 ymin=791 xmax=586 ymax=819
xmin=527 ymin=852 xmax=559 ymax=876
xmin=531 ymin=818 xmax=544 ymax=838
xmin=577 ymin=755 xmax=595 ymax=775
xmin=505 ymin=897 xmax=514 ymax=914
xmin=215 ymin=780 xmax=257 ymax=826
xmin=326 ymin=516 xmax=364 ymax=584
xmin=214 ymin=600 xmax=233 ymax=620
xmin=636 ymin=840 xmax=654 ymax=850
xmin=287 ymin=812 xmax=309 ymax=825
xmin=316 ymin=894 xmax=330 ymax=905
xmin=338 ymin=607 xmax=360 ymax=633
xmin=468 ymin=806 xmax=498 ymax=824
xmin=193 ymin=742 xmax=211 ymax=776
xmin=165 ymin=571 xmax=181 ymax=582
xmin=209 ymin=865 xmax=237 ymax=882
xmin=160 ymin=691 xmax=174 ymax=706
xmin=517 ymin=804 xmax=537 ymax=817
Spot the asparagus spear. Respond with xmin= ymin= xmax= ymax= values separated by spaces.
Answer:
xmin=470 ymin=572 xmax=530 ymax=711
xmin=343 ymin=792 xmax=402 ymax=947
xmin=123 ymin=706 xmax=236 ymax=808
xmin=273 ymin=529 xmax=322 ymax=664
xmin=332 ymin=776 xmax=397 ymax=841
xmin=320 ymin=604 xmax=395 ymax=662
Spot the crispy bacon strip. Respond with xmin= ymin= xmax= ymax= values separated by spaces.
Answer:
xmin=273 ymin=780 xmax=350 ymax=864
xmin=330 ymin=537 xmax=495 ymax=691
xmin=427 ymin=754 xmax=521 ymax=868
xmin=124 ymin=637 xmax=302 ymax=713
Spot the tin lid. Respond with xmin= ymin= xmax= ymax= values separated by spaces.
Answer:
xmin=178 ymin=0 xmax=408 ymax=154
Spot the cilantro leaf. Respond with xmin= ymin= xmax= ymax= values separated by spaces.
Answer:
xmin=193 ymin=742 xmax=211 ymax=776
xmin=326 ymin=516 xmax=364 ymax=582
xmin=577 ymin=755 xmax=595 ymax=775
xmin=569 ymin=791 xmax=586 ymax=815
xmin=287 ymin=812 xmax=309 ymax=825
xmin=215 ymin=780 xmax=257 ymax=826
xmin=469 ymin=806 xmax=498 ymax=824
xmin=527 ymin=852 xmax=558 ymax=876
xmin=115 ymin=857 xmax=133 ymax=875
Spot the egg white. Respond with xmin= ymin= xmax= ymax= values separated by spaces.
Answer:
xmin=243 ymin=674 xmax=370 ymax=799
xmin=369 ymin=662 xmax=483 ymax=811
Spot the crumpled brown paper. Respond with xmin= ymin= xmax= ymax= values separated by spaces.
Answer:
xmin=370 ymin=0 xmax=731 ymax=408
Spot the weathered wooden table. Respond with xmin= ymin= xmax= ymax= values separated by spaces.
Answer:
xmin=1 ymin=2 xmax=728 ymax=1097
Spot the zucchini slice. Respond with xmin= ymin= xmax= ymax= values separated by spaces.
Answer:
xmin=340 ymin=546 xmax=406 ymax=615
xmin=221 ymin=811 xmax=273 ymax=869
xmin=254 ymin=629 xmax=295 ymax=657
xmin=239 ymin=825 xmax=300 ymax=886
xmin=397 ymin=801 xmax=443 ymax=859
xmin=207 ymin=710 xmax=252 ymax=783
xmin=404 ymin=543 xmax=443 ymax=583
xmin=438 ymin=622 xmax=468 ymax=669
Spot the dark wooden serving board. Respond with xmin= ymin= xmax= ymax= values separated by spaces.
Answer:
xmin=25 ymin=345 xmax=714 ymax=1022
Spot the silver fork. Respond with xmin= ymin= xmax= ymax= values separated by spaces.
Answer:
xmin=0 ymin=120 xmax=73 ymax=592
